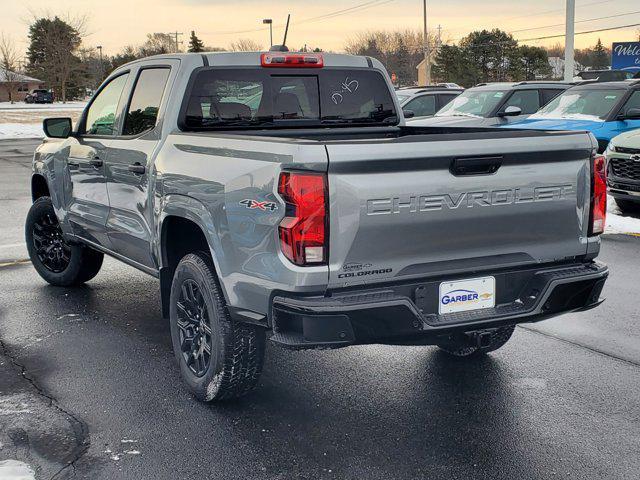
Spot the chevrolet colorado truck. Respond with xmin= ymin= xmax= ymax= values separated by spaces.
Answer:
xmin=27 ymin=51 xmax=608 ymax=402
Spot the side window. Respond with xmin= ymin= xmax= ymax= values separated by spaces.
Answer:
xmin=438 ymin=94 xmax=459 ymax=110
xmin=622 ymin=91 xmax=640 ymax=114
xmin=123 ymin=68 xmax=171 ymax=136
xmin=85 ymin=74 xmax=130 ymax=135
xmin=505 ymin=90 xmax=540 ymax=114
xmin=405 ymin=95 xmax=436 ymax=117
xmin=541 ymin=89 xmax=563 ymax=106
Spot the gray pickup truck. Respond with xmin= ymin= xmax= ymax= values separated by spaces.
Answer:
xmin=27 ymin=51 xmax=609 ymax=402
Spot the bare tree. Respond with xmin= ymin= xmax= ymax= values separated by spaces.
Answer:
xmin=140 ymin=33 xmax=177 ymax=56
xmin=229 ymin=38 xmax=263 ymax=52
xmin=345 ymin=29 xmax=438 ymax=85
xmin=0 ymin=33 xmax=22 ymax=104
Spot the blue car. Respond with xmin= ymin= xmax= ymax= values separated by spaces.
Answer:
xmin=503 ymin=80 xmax=640 ymax=152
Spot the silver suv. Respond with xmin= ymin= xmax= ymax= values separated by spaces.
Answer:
xmin=408 ymin=81 xmax=572 ymax=127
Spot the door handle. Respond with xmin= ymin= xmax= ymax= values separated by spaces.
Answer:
xmin=89 ymin=157 xmax=103 ymax=167
xmin=450 ymin=156 xmax=502 ymax=176
xmin=128 ymin=162 xmax=146 ymax=174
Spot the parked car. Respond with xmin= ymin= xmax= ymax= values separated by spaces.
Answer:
xmin=503 ymin=80 xmax=640 ymax=152
xmin=27 ymin=51 xmax=608 ymax=402
xmin=575 ymin=70 xmax=636 ymax=82
xmin=436 ymin=82 xmax=463 ymax=89
xmin=24 ymin=89 xmax=53 ymax=104
xmin=606 ymin=129 xmax=640 ymax=213
xmin=395 ymin=85 xmax=463 ymax=117
xmin=407 ymin=81 xmax=571 ymax=127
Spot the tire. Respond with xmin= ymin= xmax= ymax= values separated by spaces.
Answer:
xmin=25 ymin=196 xmax=104 ymax=286
xmin=169 ymin=252 xmax=265 ymax=402
xmin=614 ymin=198 xmax=640 ymax=214
xmin=437 ymin=326 xmax=515 ymax=358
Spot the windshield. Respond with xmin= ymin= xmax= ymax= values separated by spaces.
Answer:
xmin=182 ymin=68 xmax=398 ymax=130
xmin=435 ymin=89 xmax=507 ymax=118
xmin=531 ymin=89 xmax=624 ymax=121
xmin=396 ymin=93 xmax=410 ymax=102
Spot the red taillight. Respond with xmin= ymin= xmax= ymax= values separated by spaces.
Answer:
xmin=278 ymin=171 xmax=328 ymax=266
xmin=261 ymin=53 xmax=323 ymax=68
xmin=589 ymin=154 xmax=607 ymax=236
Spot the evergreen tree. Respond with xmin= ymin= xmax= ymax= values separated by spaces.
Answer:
xmin=188 ymin=31 xmax=205 ymax=53
xmin=27 ymin=17 xmax=82 ymax=102
xmin=592 ymin=38 xmax=609 ymax=69
xmin=519 ymin=45 xmax=552 ymax=80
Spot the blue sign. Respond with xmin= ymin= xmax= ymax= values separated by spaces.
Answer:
xmin=612 ymin=42 xmax=640 ymax=73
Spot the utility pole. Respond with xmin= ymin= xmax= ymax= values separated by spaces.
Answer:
xmin=564 ymin=0 xmax=575 ymax=82
xmin=171 ymin=32 xmax=184 ymax=53
xmin=263 ymin=19 xmax=273 ymax=47
xmin=423 ymin=0 xmax=431 ymax=85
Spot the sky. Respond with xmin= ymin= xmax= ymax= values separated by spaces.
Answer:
xmin=1 ymin=0 xmax=639 ymax=57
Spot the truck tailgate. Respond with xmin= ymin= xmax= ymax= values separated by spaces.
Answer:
xmin=326 ymin=131 xmax=594 ymax=287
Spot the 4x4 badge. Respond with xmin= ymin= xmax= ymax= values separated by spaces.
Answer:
xmin=239 ymin=199 xmax=278 ymax=211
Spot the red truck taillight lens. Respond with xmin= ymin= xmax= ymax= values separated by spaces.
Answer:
xmin=589 ymin=154 xmax=607 ymax=236
xmin=278 ymin=171 xmax=328 ymax=266
xmin=261 ymin=53 xmax=323 ymax=68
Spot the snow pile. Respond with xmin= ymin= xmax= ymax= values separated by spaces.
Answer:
xmin=606 ymin=195 xmax=640 ymax=235
xmin=0 ymin=460 xmax=36 ymax=480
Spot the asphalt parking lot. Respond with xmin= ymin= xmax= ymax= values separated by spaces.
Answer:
xmin=1 ymin=139 xmax=640 ymax=480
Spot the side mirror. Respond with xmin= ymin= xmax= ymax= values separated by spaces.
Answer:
xmin=402 ymin=109 xmax=415 ymax=119
xmin=622 ymin=108 xmax=640 ymax=120
xmin=43 ymin=117 xmax=73 ymax=139
xmin=497 ymin=106 xmax=522 ymax=117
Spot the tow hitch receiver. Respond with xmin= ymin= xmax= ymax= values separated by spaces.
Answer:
xmin=467 ymin=330 xmax=495 ymax=348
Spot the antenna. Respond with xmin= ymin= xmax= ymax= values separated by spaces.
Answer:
xmin=283 ymin=14 xmax=290 ymax=46
xmin=269 ymin=14 xmax=291 ymax=52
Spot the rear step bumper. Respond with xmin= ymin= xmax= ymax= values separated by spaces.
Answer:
xmin=270 ymin=261 xmax=608 ymax=349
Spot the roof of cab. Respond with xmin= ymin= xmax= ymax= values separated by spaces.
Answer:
xmin=117 ymin=51 xmax=378 ymax=70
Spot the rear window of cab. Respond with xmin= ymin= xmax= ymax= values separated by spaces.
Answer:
xmin=180 ymin=68 xmax=398 ymax=130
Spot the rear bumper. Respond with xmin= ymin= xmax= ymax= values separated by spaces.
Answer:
xmin=270 ymin=261 xmax=608 ymax=349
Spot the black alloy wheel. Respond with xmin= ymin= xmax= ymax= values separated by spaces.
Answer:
xmin=31 ymin=210 xmax=71 ymax=273
xmin=176 ymin=279 xmax=213 ymax=377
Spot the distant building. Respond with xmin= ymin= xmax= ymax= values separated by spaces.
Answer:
xmin=547 ymin=57 xmax=585 ymax=80
xmin=416 ymin=58 xmax=436 ymax=86
xmin=0 ymin=68 xmax=44 ymax=102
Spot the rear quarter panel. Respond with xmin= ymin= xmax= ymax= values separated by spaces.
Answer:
xmin=155 ymin=133 xmax=329 ymax=315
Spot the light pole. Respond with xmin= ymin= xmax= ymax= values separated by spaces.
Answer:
xmin=423 ymin=0 xmax=431 ymax=85
xmin=97 ymin=45 xmax=103 ymax=87
xmin=564 ymin=0 xmax=575 ymax=82
xmin=263 ymin=19 xmax=273 ymax=47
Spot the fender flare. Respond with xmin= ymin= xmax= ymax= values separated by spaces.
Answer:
xmin=157 ymin=194 xmax=229 ymax=316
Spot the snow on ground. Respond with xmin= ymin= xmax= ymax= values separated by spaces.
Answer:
xmin=0 ymin=123 xmax=45 ymax=139
xmin=0 ymin=102 xmax=85 ymax=139
xmin=0 ymin=101 xmax=87 ymax=110
xmin=606 ymin=195 xmax=640 ymax=235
